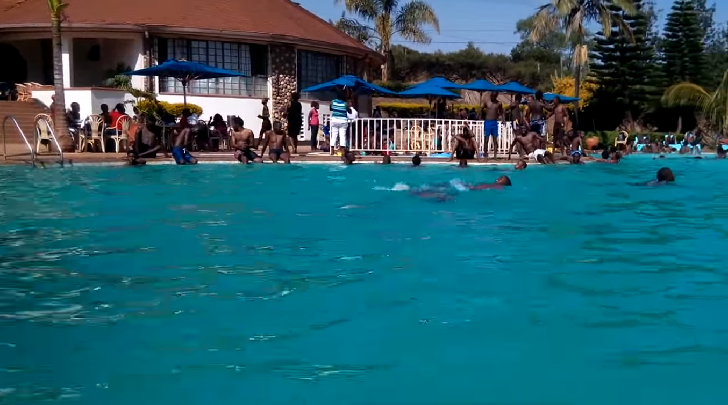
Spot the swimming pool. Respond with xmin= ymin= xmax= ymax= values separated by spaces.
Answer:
xmin=1 ymin=156 xmax=727 ymax=404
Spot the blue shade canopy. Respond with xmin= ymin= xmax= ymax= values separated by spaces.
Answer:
xmin=125 ymin=59 xmax=246 ymax=82
xmin=398 ymin=83 xmax=460 ymax=99
xmin=497 ymin=81 xmax=536 ymax=94
xmin=301 ymin=75 xmax=396 ymax=95
xmin=543 ymin=92 xmax=580 ymax=103
xmin=125 ymin=59 xmax=246 ymax=105
xmin=460 ymin=79 xmax=502 ymax=92
xmin=408 ymin=77 xmax=467 ymax=90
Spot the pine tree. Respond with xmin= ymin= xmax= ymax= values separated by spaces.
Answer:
xmin=662 ymin=0 xmax=708 ymax=86
xmin=589 ymin=0 xmax=661 ymax=128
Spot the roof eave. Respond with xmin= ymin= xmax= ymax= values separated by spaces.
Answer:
xmin=0 ymin=22 xmax=384 ymax=63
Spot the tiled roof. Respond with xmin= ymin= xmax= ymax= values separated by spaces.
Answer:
xmin=0 ymin=0 xmax=377 ymax=56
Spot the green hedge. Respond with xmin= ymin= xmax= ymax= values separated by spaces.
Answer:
xmin=135 ymin=99 xmax=204 ymax=119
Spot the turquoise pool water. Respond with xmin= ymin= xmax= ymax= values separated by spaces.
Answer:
xmin=1 ymin=156 xmax=727 ymax=404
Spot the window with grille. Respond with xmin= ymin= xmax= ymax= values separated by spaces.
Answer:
xmin=152 ymin=38 xmax=268 ymax=97
xmin=296 ymin=50 xmax=346 ymax=92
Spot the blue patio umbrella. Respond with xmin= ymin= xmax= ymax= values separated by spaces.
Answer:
xmin=497 ymin=81 xmax=536 ymax=95
xmin=125 ymin=59 xmax=246 ymax=105
xmin=398 ymin=83 xmax=460 ymax=99
xmin=301 ymin=75 xmax=396 ymax=95
xmin=408 ymin=77 xmax=468 ymax=90
xmin=460 ymin=79 xmax=502 ymax=92
xmin=543 ymin=92 xmax=580 ymax=103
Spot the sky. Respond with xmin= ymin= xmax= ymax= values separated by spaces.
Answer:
xmin=300 ymin=0 xmax=728 ymax=54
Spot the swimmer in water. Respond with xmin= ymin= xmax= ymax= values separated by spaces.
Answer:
xmin=380 ymin=155 xmax=392 ymax=164
xmin=410 ymin=176 xmax=511 ymax=201
xmin=343 ymin=151 xmax=356 ymax=165
xmin=412 ymin=152 xmax=422 ymax=167
xmin=459 ymin=158 xmax=468 ymax=168
xmin=717 ymin=146 xmax=727 ymax=159
xmin=515 ymin=160 xmax=527 ymax=170
xmin=640 ymin=167 xmax=674 ymax=186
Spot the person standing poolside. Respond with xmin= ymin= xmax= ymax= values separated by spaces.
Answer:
xmin=482 ymin=92 xmax=503 ymax=159
xmin=526 ymin=91 xmax=552 ymax=140
xmin=258 ymin=98 xmax=271 ymax=144
xmin=286 ymin=92 xmax=303 ymax=154
xmin=329 ymin=93 xmax=348 ymax=155
xmin=231 ymin=117 xmax=260 ymax=164
xmin=308 ymin=101 xmax=320 ymax=150
xmin=552 ymin=96 xmax=569 ymax=154
xmin=171 ymin=122 xmax=197 ymax=165
xmin=260 ymin=121 xmax=291 ymax=164
xmin=510 ymin=94 xmax=528 ymax=135
xmin=449 ymin=126 xmax=480 ymax=162
xmin=508 ymin=131 xmax=544 ymax=160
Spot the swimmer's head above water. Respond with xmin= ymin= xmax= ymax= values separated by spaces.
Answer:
xmin=459 ymin=159 xmax=468 ymax=168
xmin=515 ymin=160 xmax=527 ymax=170
xmin=496 ymin=176 xmax=512 ymax=186
xmin=381 ymin=155 xmax=391 ymax=164
xmin=412 ymin=153 xmax=421 ymax=167
xmin=657 ymin=167 xmax=675 ymax=182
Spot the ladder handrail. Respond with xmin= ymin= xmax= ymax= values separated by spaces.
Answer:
xmin=39 ymin=119 xmax=64 ymax=165
xmin=2 ymin=115 xmax=36 ymax=164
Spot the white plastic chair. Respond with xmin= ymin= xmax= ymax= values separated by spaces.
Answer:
xmin=84 ymin=114 xmax=106 ymax=152
xmin=34 ymin=113 xmax=53 ymax=153
xmin=110 ymin=115 xmax=131 ymax=152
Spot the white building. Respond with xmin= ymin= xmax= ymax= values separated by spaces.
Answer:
xmin=0 ymin=0 xmax=382 ymax=137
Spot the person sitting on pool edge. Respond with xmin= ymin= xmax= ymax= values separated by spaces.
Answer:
xmin=450 ymin=126 xmax=480 ymax=163
xmin=231 ymin=117 xmax=261 ymax=164
xmin=172 ymin=120 xmax=198 ymax=165
xmin=128 ymin=114 xmax=162 ymax=165
xmin=260 ymin=121 xmax=291 ymax=164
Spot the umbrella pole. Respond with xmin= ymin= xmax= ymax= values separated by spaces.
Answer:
xmin=183 ymin=83 xmax=187 ymax=107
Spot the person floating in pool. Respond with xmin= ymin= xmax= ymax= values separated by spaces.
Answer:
xmin=412 ymin=152 xmax=422 ymax=166
xmin=128 ymin=115 xmax=162 ymax=166
xmin=260 ymin=121 xmax=291 ymax=164
xmin=449 ymin=126 xmax=480 ymax=163
xmin=231 ymin=117 xmax=261 ymax=164
xmin=411 ymin=176 xmax=512 ymax=202
xmin=641 ymin=167 xmax=674 ymax=186
xmin=172 ymin=120 xmax=198 ymax=165
xmin=508 ymin=130 xmax=544 ymax=161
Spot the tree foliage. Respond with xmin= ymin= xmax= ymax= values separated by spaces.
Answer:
xmin=662 ymin=69 xmax=728 ymax=133
xmin=590 ymin=0 xmax=662 ymax=128
xmin=551 ymin=73 xmax=597 ymax=110
xmin=662 ymin=0 xmax=708 ymax=86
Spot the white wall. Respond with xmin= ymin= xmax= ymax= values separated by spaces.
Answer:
xmin=157 ymin=94 xmax=266 ymax=136
xmin=71 ymin=37 xmax=144 ymax=87
xmin=33 ymin=88 xmax=133 ymax=119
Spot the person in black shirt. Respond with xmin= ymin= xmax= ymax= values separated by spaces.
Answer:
xmin=286 ymin=92 xmax=303 ymax=153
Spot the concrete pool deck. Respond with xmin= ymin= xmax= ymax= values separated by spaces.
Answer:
xmin=1 ymin=144 xmax=537 ymax=166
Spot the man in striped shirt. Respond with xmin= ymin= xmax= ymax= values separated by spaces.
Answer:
xmin=329 ymin=95 xmax=349 ymax=155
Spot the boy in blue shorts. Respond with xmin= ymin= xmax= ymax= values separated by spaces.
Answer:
xmin=171 ymin=125 xmax=198 ymax=165
xmin=482 ymin=92 xmax=503 ymax=159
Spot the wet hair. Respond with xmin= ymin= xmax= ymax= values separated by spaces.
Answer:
xmin=272 ymin=121 xmax=283 ymax=131
xmin=100 ymin=104 xmax=109 ymax=113
xmin=535 ymin=90 xmax=544 ymax=101
xmin=343 ymin=151 xmax=356 ymax=165
xmin=459 ymin=159 xmax=468 ymax=167
xmin=311 ymin=101 xmax=319 ymax=109
xmin=515 ymin=160 xmax=527 ymax=170
xmin=496 ymin=175 xmax=512 ymax=186
xmin=601 ymin=150 xmax=610 ymax=159
xmin=412 ymin=153 xmax=421 ymax=166
xmin=657 ymin=167 xmax=675 ymax=182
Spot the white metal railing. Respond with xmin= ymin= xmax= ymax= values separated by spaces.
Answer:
xmin=316 ymin=114 xmax=515 ymax=157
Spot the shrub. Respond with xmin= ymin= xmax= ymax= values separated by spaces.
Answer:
xmin=135 ymin=99 xmax=203 ymax=119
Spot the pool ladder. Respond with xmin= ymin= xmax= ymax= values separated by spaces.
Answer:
xmin=2 ymin=115 xmax=65 ymax=167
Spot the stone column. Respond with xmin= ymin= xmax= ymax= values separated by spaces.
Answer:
xmin=270 ymin=46 xmax=297 ymax=122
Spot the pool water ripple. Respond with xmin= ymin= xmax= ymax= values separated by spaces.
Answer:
xmin=1 ymin=157 xmax=728 ymax=404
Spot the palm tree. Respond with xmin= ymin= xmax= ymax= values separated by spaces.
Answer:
xmin=662 ymin=70 xmax=728 ymax=135
xmin=530 ymin=0 xmax=636 ymax=133
xmin=48 ymin=0 xmax=75 ymax=152
xmin=335 ymin=0 xmax=440 ymax=82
